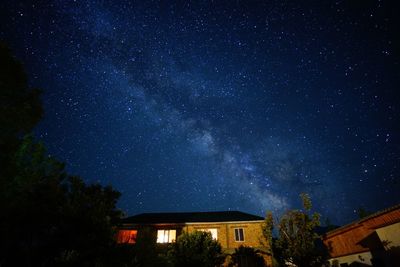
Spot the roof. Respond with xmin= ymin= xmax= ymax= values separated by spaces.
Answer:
xmin=120 ymin=211 xmax=264 ymax=224
xmin=325 ymin=203 xmax=400 ymax=237
xmin=322 ymin=204 xmax=400 ymax=258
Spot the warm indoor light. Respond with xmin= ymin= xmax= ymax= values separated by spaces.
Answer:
xmin=116 ymin=230 xmax=137 ymax=244
xmin=198 ymin=228 xmax=218 ymax=240
xmin=157 ymin=229 xmax=176 ymax=243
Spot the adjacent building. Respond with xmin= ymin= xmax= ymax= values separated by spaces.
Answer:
xmin=323 ymin=204 xmax=400 ymax=266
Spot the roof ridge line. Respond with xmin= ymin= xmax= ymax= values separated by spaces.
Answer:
xmin=326 ymin=203 xmax=400 ymax=236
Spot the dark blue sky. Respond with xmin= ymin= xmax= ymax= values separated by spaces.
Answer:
xmin=1 ymin=0 xmax=399 ymax=224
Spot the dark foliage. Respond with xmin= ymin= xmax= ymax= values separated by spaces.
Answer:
xmin=167 ymin=231 xmax=225 ymax=267
xmin=228 ymin=246 xmax=266 ymax=267
xmin=357 ymin=207 xmax=372 ymax=219
xmin=262 ymin=193 xmax=328 ymax=267
xmin=0 ymin=43 xmax=131 ymax=266
xmin=0 ymin=42 xmax=42 ymax=178
xmin=133 ymin=227 xmax=171 ymax=267
xmin=0 ymin=136 xmax=127 ymax=266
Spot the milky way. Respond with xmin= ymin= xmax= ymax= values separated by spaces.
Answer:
xmin=1 ymin=0 xmax=399 ymax=224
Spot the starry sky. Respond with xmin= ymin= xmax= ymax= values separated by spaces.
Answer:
xmin=1 ymin=0 xmax=399 ymax=225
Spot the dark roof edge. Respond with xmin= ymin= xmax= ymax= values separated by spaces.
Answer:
xmin=127 ymin=210 xmax=262 ymax=215
xmin=120 ymin=210 xmax=264 ymax=223
xmin=120 ymin=219 xmax=265 ymax=225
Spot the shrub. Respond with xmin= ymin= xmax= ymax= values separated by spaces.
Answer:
xmin=168 ymin=231 xmax=225 ymax=267
xmin=228 ymin=246 xmax=266 ymax=267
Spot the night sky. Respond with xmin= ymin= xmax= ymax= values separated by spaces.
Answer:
xmin=1 ymin=0 xmax=399 ymax=225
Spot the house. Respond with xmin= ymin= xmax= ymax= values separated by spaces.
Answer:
xmin=117 ymin=211 xmax=271 ymax=264
xmin=322 ymin=204 xmax=400 ymax=266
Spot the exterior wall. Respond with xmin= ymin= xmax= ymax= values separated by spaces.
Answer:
xmin=119 ymin=221 xmax=267 ymax=250
xmin=119 ymin=221 xmax=272 ymax=266
xmin=226 ymin=222 xmax=265 ymax=250
xmin=186 ymin=223 xmax=229 ymax=248
xmin=184 ymin=221 xmax=266 ymax=251
xmin=186 ymin=222 xmax=271 ymax=266
xmin=375 ymin=221 xmax=400 ymax=248
xmin=328 ymin=251 xmax=373 ymax=266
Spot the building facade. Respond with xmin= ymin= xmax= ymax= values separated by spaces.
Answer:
xmin=117 ymin=211 xmax=270 ymax=264
xmin=323 ymin=204 xmax=400 ymax=267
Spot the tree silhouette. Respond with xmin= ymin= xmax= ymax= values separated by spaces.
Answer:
xmin=357 ymin=207 xmax=372 ymax=219
xmin=0 ymin=42 xmax=42 ymax=177
xmin=262 ymin=193 xmax=328 ymax=267
xmin=0 ymin=43 xmax=127 ymax=266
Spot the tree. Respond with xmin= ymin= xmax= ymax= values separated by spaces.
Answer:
xmin=0 ymin=43 xmax=128 ymax=266
xmin=167 ymin=231 xmax=225 ymax=267
xmin=133 ymin=226 xmax=170 ymax=267
xmin=262 ymin=211 xmax=280 ymax=267
xmin=228 ymin=246 xmax=266 ymax=267
xmin=0 ymin=42 xmax=42 ymax=178
xmin=0 ymin=137 xmax=124 ymax=266
xmin=262 ymin=193 xmax=327 ymax=267
xmin=357 ymin=207 xmax=371 ymax=219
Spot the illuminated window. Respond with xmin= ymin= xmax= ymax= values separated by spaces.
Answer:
xmin=198 ymin=228 xmax=218 ymax=240
xmin=234 ymin=228 xmax=244 ymax=242
xmin=157 ymin=229 xmax=176 ymax=243
xmin=116 ymin=230 xmax=137 ymax=244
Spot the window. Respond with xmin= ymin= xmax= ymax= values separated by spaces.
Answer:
xmin=157 ymin=229 xmax=176 ymax=243
xmin=198 ymin=228 xmax=218 ymax=240
xmin=234 ymin=228 xmax=244 ymax=242
xmin=116 ymin=230 xmax=137 ymax=244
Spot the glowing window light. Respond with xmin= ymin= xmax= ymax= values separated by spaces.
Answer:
xmin=157 ymin=229 xmax=176 ymax=243
xmin=198 ymin=228 xmax=218 ymax=240
xmin=116 ymin=230 xmax=137 ymax=244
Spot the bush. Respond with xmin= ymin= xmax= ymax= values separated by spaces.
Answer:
xmin=228 ymin=246 xmax=266 ymax=267
xmin=168 ymin=231 xmax=225 ymax=267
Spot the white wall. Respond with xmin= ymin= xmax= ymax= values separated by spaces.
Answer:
xmin=376 ymin=221 xmax=400 ymax=249
xmin=328 ymin=251 xmax=373 ymax=266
